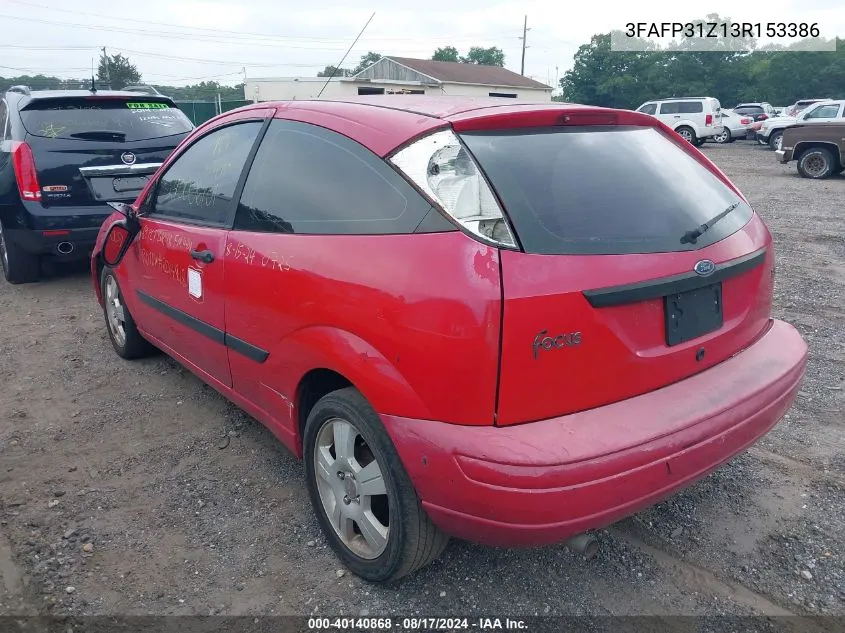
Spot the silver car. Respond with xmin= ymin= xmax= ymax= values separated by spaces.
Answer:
xmin=710 ymin=109 xmax=756 ymax=143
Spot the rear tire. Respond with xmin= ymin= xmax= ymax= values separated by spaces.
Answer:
xmin=675 ymin=126 xmax=696 ymax=145
xmin=768 ymin=130 xmax=783 ymax=151
xmin=304 ymin=387 xmax=448 ymax=583
xmin=796 ymin=148 xmax=835 ymax=179
xmin=100 ymin=266 xmax=155 ymax=359
xmin=0 ymin=220 xmax=41 ymax=284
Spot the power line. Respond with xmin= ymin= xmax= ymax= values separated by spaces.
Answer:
xmin=1 ymin=3 xmax=517 ymax=46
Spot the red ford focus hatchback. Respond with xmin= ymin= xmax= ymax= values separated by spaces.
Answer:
xmin=91 ymin=97 xmax=807 ymax=582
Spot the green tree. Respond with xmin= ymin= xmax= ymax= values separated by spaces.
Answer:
xmin=97 ymin=53 xmax=141 ymax=90
xmin=352 ymin=52 xmax=383 ymax=75
xmin=432 ymin=46 xmax=460 ymax=62
xmin=460 ymin=46 xmax=505 ymax=66
xmin=317 ymin=65 xmax=351 ymax=77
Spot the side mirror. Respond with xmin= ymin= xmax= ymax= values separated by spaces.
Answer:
xmin=102 ymin=216 xmax=140 ymax=266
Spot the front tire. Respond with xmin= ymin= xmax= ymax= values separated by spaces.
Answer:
xmin=768 ymin=130 xmax=783 ymax=151
xmin=0 ymin=220 xmax=41 ymax=284
xmin=713 ymin=128 xmax=731 ymax=144
xmin=100 ymin=266 xmax=155 ymax=359
xmin=797 ymin=148 xmax=836 ymax=179
xmin=304 ymin=387 xmax=448 ymax=583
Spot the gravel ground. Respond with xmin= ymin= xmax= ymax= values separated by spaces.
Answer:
xmin=0 ymin=140 xmax=842 ymax=621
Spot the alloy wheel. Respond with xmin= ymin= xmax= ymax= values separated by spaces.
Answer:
xmin=775 ymin=135 xmax=783 ymax=151
xmin=314 ymin=417 xmax=390 ymax=559
xmin=678 ymin=129 xmax=693 ymax=143
xmin=713 ymin=130 xmax=729 ymax=143
xmin=104 ymin=275 xmax=127 ymax=347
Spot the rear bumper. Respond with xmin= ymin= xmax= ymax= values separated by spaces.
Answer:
xmin=4 ymin=226 xmax=102 ymax=258
xmin=699 ymin=125 xmax=723 ymax=138
xmin=3 ymin=201 xmax=111 ymax=258
xmin=383 ymin=319 xmax=807 ymax=547
xmin=756 ymin=131 xmax=770 ymax=142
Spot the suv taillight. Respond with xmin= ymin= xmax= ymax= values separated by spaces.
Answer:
xmin=705 ymin=114 xmax=713 ymax=126
xmin=389 ymin=128 xmax=517 ymax=248
xmin=11 ymin=142 xmax=42 ymax=202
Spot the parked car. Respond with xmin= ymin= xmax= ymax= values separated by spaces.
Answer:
xmin=785 ymin=98 xmax=832 ymax=118
xmin=711 ymin=108 xmax=755 ymax=143
xmin=776 ymin=121 xmax=845 ymax=179
xmin=91 ymin=97 xmax=807 ymax=582
xmin=635 ymin=97 xmax=723 ymax=145
xmin=734 ymin=102 xmax=777 ymax=122
xmin=0 ymin=87 xmax=194 ymax=283
xmin=124 ymin=85 xmax=165 ymax=97
xmin=757 ymin=99 xmax=843 ymax=150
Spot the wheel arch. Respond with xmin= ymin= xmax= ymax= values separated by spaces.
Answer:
xmin=283 ymin=326 xmax=433 ymax=456
xmin=795 ymin=141 xmax=842 ymax=168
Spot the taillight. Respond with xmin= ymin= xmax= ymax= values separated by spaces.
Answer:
xmin=389 ymin=129 xmax=517 ymax=248
xmin=741 ymin=118 xmax=751 ymax=124
xmin=705 ymin=114 xmax=713 ymax=126
xmin=11 ymin=142 xmax=42 ymax=202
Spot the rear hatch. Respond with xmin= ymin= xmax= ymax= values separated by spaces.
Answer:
xmin=459 ymin=121 xmax=774 ymax=426
xmin=20 ymin=96 xmax=193 ymax=207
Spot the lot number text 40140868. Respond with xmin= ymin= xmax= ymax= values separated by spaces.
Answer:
xmin=624 ymin=22 xmax=820 ymax=39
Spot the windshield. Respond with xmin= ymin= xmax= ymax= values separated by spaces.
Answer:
xmin=21 ymin=97 xmax=193 ymax=141
xmin=460 ymin=125 xmax=752 ymax=255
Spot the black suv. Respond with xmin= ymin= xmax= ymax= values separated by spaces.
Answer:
xmin=0 ymin=87 xmax=194 ymax=283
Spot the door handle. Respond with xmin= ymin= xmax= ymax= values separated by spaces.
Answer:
xmin=190 ymin=249 xmax=214 ymax=263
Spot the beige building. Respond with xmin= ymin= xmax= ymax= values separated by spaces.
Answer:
xmin=245 ymin=56 xmax=553 ymax=103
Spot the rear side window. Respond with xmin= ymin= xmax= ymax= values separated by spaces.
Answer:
xmin=461 ymin=126 xmax=752 ymax=255
xmin=152 ymin=121 xmax=262 ymax=225
xmin=20 ymin=97 xmax=193 ymax=141
xmin=233 ymin=119 xmax=430 ymax=235
xmin=677 ymin=101 xmax=704 ymax=113
xmin=638 ymin=104 xmax=657 ymax=115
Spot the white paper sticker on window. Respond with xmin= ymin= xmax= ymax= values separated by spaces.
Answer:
xmin=188 ymin=267 xmax=202 ymax=299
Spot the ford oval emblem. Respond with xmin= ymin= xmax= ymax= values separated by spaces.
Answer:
xmin=694 ymin=259 xmax=716 ymax=276
xmin=121 ymin=152 xmax=137 ymax=165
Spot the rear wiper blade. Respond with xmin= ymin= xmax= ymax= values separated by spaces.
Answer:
xmin=680 ymin=202 xmax=741 ymax=244
xmin=69 ymin=130 xmax=126 ymax=140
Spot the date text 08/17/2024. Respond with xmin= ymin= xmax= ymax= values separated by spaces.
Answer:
xmin=307 ymin=617 xmax=528 ymax=631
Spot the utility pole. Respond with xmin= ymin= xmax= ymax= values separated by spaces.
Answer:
xmin=101 ymin=46 xmax=111 ymax=89
xmin=519 ymin=15 xmax=530 ymax=76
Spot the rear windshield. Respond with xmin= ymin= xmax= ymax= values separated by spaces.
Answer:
xmin=461 ymin=126 xmax=752 ymax=255
xmin=20 ymin=97 xmax=193 ymax=141
xmin=734 ymin=106 xmax=764 ymax=115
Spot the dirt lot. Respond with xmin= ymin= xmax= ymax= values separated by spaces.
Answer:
xmin=0 ymin=141 xmax=843 ymax=620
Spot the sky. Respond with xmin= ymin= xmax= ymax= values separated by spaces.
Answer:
xmin=0 ymin=0 xmax=842 ymax=91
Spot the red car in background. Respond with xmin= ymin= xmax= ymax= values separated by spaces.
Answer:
xmin=91 ymin=97 xmax=807 ymax=582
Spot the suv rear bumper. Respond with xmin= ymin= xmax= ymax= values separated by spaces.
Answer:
xmin=4 ymin=226 xmax=104 ymax=258
xmin=382 ymin=319 xmax=807 ymax=547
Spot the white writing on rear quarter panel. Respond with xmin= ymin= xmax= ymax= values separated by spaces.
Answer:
xmin=225 ymin=241 xmax=291 ymax=272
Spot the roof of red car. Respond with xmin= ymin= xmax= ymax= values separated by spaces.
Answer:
xmin=233 ymin=97 xmax=598 ymax=156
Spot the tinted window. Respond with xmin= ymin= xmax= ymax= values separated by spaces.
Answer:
xmin=677 ymin=101 xmax=703 ymax=113
xmin=658 ymin=102 xmax=680 ymax=114
xmin=638 ymin=104 xmax=657 ymax=115
xmin=0 ymin=100 xmax=7 ymax=140
xmin=735 ymin=106 xmax=764 ymax=116
xmin=804 ymin=104 xmax=840 ymax=119
xmin=20 ymin=97 xmax=193 ymax=141
xmin=461 ymin=126 xmax=752 ymax=256
xmin=152 ymin=121 xmax=262 ymax=225
xmin=233 ymin=119 xmax=430 ymax=235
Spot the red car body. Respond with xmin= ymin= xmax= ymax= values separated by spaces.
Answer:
xmin=91 ymin=97 xmax=807 ymax=550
